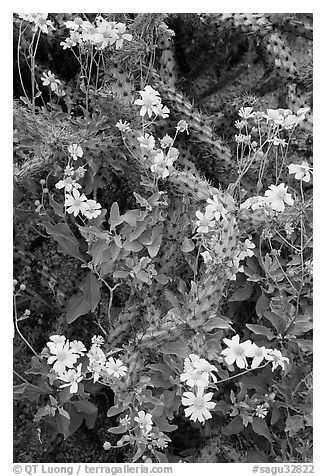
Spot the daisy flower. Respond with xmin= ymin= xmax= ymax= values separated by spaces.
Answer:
xmin=269 ymin=137 xmax=287 ymax=147
xmin=240 ymin=196 xmax=267 ymax=211
xmin=105 ymin=357 xmax=128 ymax=378
xmin=155 ymin=103 xmax=170 ymax=119
xmin=288 ymin=162 xmax=312 ymax=183
xmin=237 ymin=238 xmax=256 ymax=261
xmin=195 ymin=210 xmax=215 ymax=234
xmin=64 ymin=189 xmax=88 ymax=216
xmin=137 ymin=133 xmax=156 ymax=150
xmin=134 ymin=86 xmax=161 ymax=118
xmin=114 ymin=22 xmax=133 ymax=49
xmin=176 ymin=120 xmax=189 ymax=134
xmin=59 ymin=363 xmax=83 ymax=394
xmin=180 ymin=368 xmax=210 ymax=389
xmin=181 ymin=386 xmax=215 ymax=424
xmin=32 ymin=14 xmax=55 ymax=34
xmin=221 ymin=334 xmax=254 ymax=369
xmin=47 ymin=335 xmax=66 ymax=351
xmin=69 ymin=340 xmax=87 ymax=355
xmin=238 ymin=106 xmax=255 ymax=120
xmin=68 ymin=144 xmax=83 ymax=160
xmin=264 ymin=183 xmax=294 ymax=212
xmin=255 ymin=404 xmax=268 ymax=418
xmin=247 ymin=344 xmax=270 ymax=369
xmin=282 ymin=115 xmax=298 ymax=130
xmin=134 ymin=411 xmax=153 ymax=433
xmin=84 ymin=200 xmax=102 ymax=220
xmin=91 ymin=335 xmax=105 ymax=346
xmin=265 ymin=349 xmax=289 ymax=371
xmin=206 ymin=195 xmax=228 ymax=221
xmin=120 ymin=415 xmax=131 ymax=426
xmin=60 ymin=38 xmax=77 ymax=49
xmin=47 ymin=341 xmax=79 ymax=374
xmin=55 ymin=177 xmax=81 ymax=193
xmin=41 ymin=71 xmax=61 ymax=92
xmin=115 ymin=120 xmax=130 ymax=133
xmin=160 ymin=134 xmax=174 ymax=149
xmin=264 ymin=109 xmax=284 ymax=126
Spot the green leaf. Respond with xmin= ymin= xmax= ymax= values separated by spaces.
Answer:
xmin=108 ymin=425 xmax=128 ymax=434
xmin=271 ymin=406 xmax=281 ymax=425
xmin=43 ymin=222 xmax=84 ymax=262
xmin=263 ymin=310 xmax=287 ymax=335
xmin=123 ymin=240 xmax=144 ymax=252
xmin=240 ymin=374 xmax=270 ymax=393
xmin=49 ymin=194 xmax=64 ymax=218
xmin=132 ymin=442 xmax=147 ymax=462
xmin=285 ymin=415 xmax=305 ymax=436
xmin=203 ymin=315 xmax=232 ymax=331
xmin=58 ymin=386 xmax=73 ymax=405
xmin=154 ymin=274 xmax=169 ymax=285
xmin=153 ymin=450 xmax=169 ymax=463
xmin=229 ymin=283 xmax=253 ymax=301
xmin=66 ymin=403 xmax=84 ymax=435
xmin=129 ymin=221 xmax=147 ymax=241
xmin=113 ymin=270 xmax=129 ymax=279
xmin=58 ymin=407 xmax=71 ymax=420
xmin=107 ymin=404 xmax=128 ymax=417
xmin=121 ymin=209 xmax=146 ymax=227
xmin=286 ymin=321 xmax=313 ymax=337
xmin=246 ymin=324 xmax=275 ymax=340
xmin=25 ymin=356 xmax=49 ymax=376
xmin=251 ymin=417 xmax=272 ymax=441
xmin=73 ymin=400 xmax=98 ymax=415
xmin=56 ymin=413 xmax=71 ymax=440
xmin=161 ymin=342 xmax=190 ymax=358
xmin=109 ymin=202 xmax=124 ymax=231
xmin=65 ymin=292 xmax=91 ymax=324
xmin=256 ymin=292 xmax=270 ymax=318
xmin=146 ymin=225 xmax=163 ymax=258
xmin=14 ymin=382 xmax=51 ymax=402
xmin=79 ymin=272 xmax=102 ymax=312
xmin=34 ymin=406 xmax=53 ymax=422
xmin=152 ymin=415 xmax=178 ymax=432
xmin=223 ymin=416 xmax=244 ymax=435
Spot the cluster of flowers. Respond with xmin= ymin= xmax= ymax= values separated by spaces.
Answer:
xmin=103 ymin=413 xmax=171 ymax=453
xmin=60 ymin=16 xmax=132 ymax=51
xmin=195 ymin=194 xmax=255 ymax=280
xmin=18 ymin=13 xmax=55 ymax=34
xmin=240 ymin=160 xmax=312 ymax=216
xmin=180 ymin=354 xmax=217 ymax=424
xmin=235 ymin=106 xmax=311 ymax=146
xmin=229 ymin=390 xmax=275 ymax=424
xmin=55 ymin=144 xmax=102 ymax=219
xmin=43 ymin=334 xmax=128 ymax=393
xmin=117 ymin=85 xmax=188 ymax=180
xmin=180 ymin=339 xmax=288 ymax=425
xmin=221 ymin=334 xmax=289 ymax=371
xmin=41 ymin=70 xmax=65 ymax=96
xmin=134 ymin=85 xmax=170 ymax=119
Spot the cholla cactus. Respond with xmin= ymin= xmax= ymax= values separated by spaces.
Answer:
xmin=151 ymin=71 xmax=233 ymax=164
